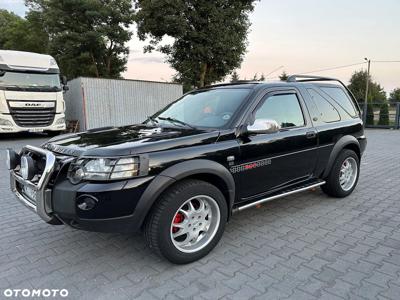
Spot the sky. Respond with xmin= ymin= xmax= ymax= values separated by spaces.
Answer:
xmin=1 ymin=0 xmax=400 ymax=92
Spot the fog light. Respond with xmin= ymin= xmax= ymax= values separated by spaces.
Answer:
xmin=77 ymin=195 xmax=98 ymax=211
xmin=55 ymin=117 xmax=65 ymax=125
xmin=0 ymin=118 xmax=12 ymax=126
xmin=20 ymin=155 xmax=36 ymax=180
xmin=6 ymin=149 xmax=20 ymax=170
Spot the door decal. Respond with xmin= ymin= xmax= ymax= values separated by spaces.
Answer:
xmin=230 ymin=158 xmax=272 ymax=174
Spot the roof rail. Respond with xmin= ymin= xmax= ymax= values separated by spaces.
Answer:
xmin=287 ymin=74 xmax=361 ymax=114
xmin=202 ymin=80 xmax=260 ymax=89
xmin=287 ymin=74 xmax=344 ymax=84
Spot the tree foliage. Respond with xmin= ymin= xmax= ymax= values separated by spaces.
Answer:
xmin=0 ymin=9 xmax=48 ymax=53
xmin=389 ymin=88 xmax=400 ymax=103
xmin=366 ymin=103 xmax=374 ymax=125
xmin=26 ymin=0 xmax=135 ymax=79
xmin=279 ymin=71 xmax=288 ymax=81
xmin=347 ymin=70 xmax=386 ymax=104
xmin=230 ymin=70 xmax=240 ymax=83
xmin=378 ymin=103 xmax=389 ymax=126
xmin=135 ymin=0 xmax=258 ymax=88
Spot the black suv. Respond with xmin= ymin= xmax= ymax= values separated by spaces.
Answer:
xmin=8 ymin=75 xmax=366 ymax=264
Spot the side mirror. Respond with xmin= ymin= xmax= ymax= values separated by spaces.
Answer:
xmin=247 ymin=119 xmax=281 ymax=134
xmin=63 ymin=85 xmax=69 ymax=91
xmin=60 ymin=75 xmax=67 ymax=85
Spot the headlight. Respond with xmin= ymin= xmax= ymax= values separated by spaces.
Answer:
xmin=68 ymin=157 xmax=140 ymax=184
xmin=0 ymin=118 xmax=13 ymax=126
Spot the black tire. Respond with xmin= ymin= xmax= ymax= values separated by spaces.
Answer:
xmin=321 ymin=149 xmax=360 ymax=198
xmin=47 ymin=131 xmax=62 ymax=137
xmin=144 ymin=179 xmax=228 ymax=264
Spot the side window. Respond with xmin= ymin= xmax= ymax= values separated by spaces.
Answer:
xmin=320 ymin=87 xmax=358 ymax=117
xmin=307 ymin=88 xmax=340 ymax=123
xmin=254 ymin=93 xmax=305 ymax=128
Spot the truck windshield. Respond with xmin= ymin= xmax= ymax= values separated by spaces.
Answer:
xmin=0 ymin=71 xmax=61 ymax=91
xmin=150 ymin=88 xmax=251 ymax=129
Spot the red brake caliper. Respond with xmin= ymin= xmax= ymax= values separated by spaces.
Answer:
xmin=172 ymin=212 xmax=184 ymax=233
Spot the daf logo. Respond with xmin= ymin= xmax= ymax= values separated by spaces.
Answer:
xmin=25 ymin=103 xmax=41 ymax=107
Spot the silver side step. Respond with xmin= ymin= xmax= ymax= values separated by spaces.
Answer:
xmin=233 ymin=181 xmax=325 ymax=212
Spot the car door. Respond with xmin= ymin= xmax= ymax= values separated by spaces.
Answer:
xmin=235 ymin=88 xmax=318 ymax=201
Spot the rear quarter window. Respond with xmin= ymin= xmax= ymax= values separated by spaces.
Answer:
xmin=319 ymin=86 xmax=358 ymax=117
xmin=307 ymin=88 xmax=340 ymax=123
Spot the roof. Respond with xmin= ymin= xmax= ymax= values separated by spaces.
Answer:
xmin=0 ymin=50 xmax=59 ymax=72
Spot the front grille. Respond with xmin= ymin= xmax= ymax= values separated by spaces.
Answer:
xmin=8 ymin=102 xmax=56 ymax=127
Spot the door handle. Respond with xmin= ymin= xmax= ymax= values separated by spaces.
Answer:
xmin=306 ymin=131 xmax=317 ymax=139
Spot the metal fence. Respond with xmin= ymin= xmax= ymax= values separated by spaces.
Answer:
xmin=64 ymin=77 xmax=183 ymax=131
xmin=359 ymin=102 xmax=400 ymax=129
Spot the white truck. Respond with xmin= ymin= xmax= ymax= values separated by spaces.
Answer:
xmin=0 ymin=50 xmax=67 ymax=134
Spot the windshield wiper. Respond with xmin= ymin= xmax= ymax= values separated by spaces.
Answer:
xmin=146 ymin=115 xmax=159 ymax=125
xmin=157 ymin=116 xmax=196 ymax=129
xmin=1 ymin=84 xmax=24 ymax=90
xmin=32 ymin=85 xmax=60 ymax=91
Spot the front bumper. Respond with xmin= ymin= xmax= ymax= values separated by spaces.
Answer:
xmin=0 ymin=113 xmax=66 ymax=133
xmin=9 ymin=145 xmax=154 ymax=233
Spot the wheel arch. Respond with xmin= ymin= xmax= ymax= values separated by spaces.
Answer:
xmin=322 ymin=135 xmax=361 ymax=178
xmin=135 ymin=159 xmax=236 ymax=230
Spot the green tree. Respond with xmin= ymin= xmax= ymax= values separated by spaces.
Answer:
xmin=279 ymin=71 xmax=288 ymax=81
xmin=0 ymin=9 xmax=48 ymax=53
xmin=230 ymin=70 xmax=240 ymax=82
xmin=347 ymin=70 xmax=386 ymax=104
xmin=172 ymin=75 xmax=193 ymax=93
xmin=389 ymin=88 xmax=400 ymax=103
xmin=27 ymin=0 xmax=135 ymax=79
xmin=378 ymin=103 xmax=389 ymax=125
xmin=366 ymin=103 xmax=375 ymax=125
xmin=135 ymin=0 xmax=258 ymax=88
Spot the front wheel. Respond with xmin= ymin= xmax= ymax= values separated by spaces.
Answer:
xmin=144 ymin=179 xmax=227 ymax=264
xmin=321 ymin=149 xmax=360 ymax=198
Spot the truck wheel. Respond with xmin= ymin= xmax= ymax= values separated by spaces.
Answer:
xmin=321 ymin=149 xmax=360 ymax=198
xmin=46 ymin=131 xmax=62 ymax=137
xmin=144 ymin=179 xmax=227 ymax=264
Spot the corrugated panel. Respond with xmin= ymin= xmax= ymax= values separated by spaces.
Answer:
xmin=64 ymin=78 xmax=85 ymax=129
xmin=81 ymin=77 xmax=182 ymax=130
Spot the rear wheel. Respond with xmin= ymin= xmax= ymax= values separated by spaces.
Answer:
xmin=321 ymin=149 xmax=360 ymax=198
xmin=144 ymin=179 xmax=227 ymax=264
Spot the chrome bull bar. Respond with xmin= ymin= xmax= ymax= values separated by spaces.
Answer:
xmin=10 ymin=145 xmax=56 ymax=223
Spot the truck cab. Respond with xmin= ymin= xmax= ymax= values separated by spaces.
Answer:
xmin=0 ymin=50 xmax=66 ymax=134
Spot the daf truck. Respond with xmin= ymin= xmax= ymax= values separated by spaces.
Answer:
xmin=0 ymin=50 xmax=67 ymax=134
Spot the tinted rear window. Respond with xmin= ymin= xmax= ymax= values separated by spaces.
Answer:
xmin=320 ymin=87 xmax=357 ymax=117
xmin=307 ymin=88 xmax=340 ymax=123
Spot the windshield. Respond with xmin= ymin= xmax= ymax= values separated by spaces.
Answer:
xmin=150 ymin=88 xmax=251 ymax=129
xmin=0 ymin=71 xmax=61 ymax=91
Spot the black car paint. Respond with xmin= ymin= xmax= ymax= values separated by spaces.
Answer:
xmin=43 ymin=82 xmax=366 ymax=233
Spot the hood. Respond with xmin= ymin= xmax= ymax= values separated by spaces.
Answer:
xmin=43 ymin=124 xmax=220 ymax=157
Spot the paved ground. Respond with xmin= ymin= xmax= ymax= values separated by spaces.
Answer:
xmin=0 ymin=129 xmax=399 ymax=300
